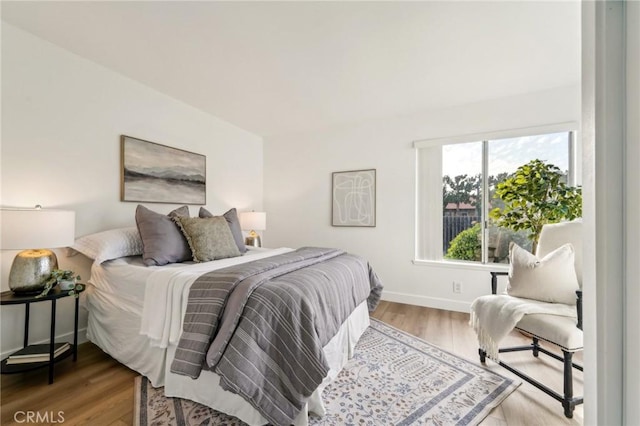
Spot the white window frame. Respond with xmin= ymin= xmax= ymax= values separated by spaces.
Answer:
xmin=413 ymin=122 xmax=579 ymax=270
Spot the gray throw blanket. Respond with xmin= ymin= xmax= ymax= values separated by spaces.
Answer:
xmin=171 ymin=247 xmax=383 ymax=425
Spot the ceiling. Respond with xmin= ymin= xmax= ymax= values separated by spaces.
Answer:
xmin=1 ymin=1 xmax=580 ymax=138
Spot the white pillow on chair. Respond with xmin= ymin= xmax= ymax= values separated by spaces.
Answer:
xmin=507 ymin=242 xmax=579 ymax=305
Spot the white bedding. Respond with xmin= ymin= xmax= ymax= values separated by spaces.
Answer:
xmin=140 ymin=247 xmax=294 ymax=348
xmin=89 ymin=247 xmax=290 ymax=309
xmin=85 ymin=247 xmax=370 ymax=426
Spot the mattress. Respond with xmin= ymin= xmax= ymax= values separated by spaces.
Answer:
xmin=85 ymin=247 xmax=370 ymax=425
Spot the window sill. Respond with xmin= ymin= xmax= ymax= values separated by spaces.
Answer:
xmin=412 ymin=259 xmax=510 ymax=273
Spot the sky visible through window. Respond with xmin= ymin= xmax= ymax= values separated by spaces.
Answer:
xmin=443 ymin=132 xmax=569 ymax=177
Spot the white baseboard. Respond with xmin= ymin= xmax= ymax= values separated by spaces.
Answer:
xmin=1 ymin=327 xmax=88 ymax=360
xmin=381 ymin=291 xmax=471 ymax=313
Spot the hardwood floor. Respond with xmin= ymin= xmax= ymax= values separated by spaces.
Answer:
xmin=1 ymin=301 xmax=583 ymax=425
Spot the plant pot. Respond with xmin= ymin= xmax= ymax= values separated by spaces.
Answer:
xmin=58 ymin=279 xmax=76 ymax=291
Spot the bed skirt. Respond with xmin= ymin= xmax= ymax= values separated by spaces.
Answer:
xmin=85 ymin=285 xmax=370 ymax=426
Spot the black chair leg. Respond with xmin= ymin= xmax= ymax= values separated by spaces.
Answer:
xmin=479 ymin=342 xmax=581 ymax=418
xmin=562 ymin=350 xmax=574 ymax=418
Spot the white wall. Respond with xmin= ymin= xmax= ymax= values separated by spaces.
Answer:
xmin=264 ymin=85 xmax=579 ymax=311
xmin=0 ymin=24 xmax=263 ymax=356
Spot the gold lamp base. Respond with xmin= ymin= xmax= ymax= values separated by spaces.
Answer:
xmin=8 ymin=249 xmax=58 ymax=294
xmin=245 ymin=230 xmax=262 ymax=248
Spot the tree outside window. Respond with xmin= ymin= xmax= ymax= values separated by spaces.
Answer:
xmin=441 ymin=131 xmax=578 ymax=264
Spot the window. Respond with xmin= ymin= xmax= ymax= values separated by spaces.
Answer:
xmin=415 ymin=125 xmax=577 ymax=265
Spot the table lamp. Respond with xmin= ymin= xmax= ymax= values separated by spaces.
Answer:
xmin=1 ymin=206 xmax=75 ymax=293
xmin=240 ymin=211 xmax=266 ymax=248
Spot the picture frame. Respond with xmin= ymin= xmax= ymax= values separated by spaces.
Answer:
xmin=120 ymin=135 xmax=206 ymax=204
xmin=332 ymin=169 xmax=376 ymax=227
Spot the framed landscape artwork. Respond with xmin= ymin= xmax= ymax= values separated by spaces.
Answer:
xmin=121 ymin=135 xmax=206 ymax=204
xmin=332 ymin=169 xmax=376 ymax=227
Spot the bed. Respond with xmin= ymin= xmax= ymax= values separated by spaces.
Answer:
xmin=76 ymin=221 xmax=382 ymax=426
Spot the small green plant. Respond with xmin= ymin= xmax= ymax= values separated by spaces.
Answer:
xmin=445 ymin=223 xmax=482 ymax=261
xmin=489 ymin=159 xmax=582 ymax=253
xmin=37 ymin=269 xmax=82 ymax=298
xmin=49 ymin=269 xmax=81 ymax=283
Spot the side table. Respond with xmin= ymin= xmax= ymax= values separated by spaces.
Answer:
xmin=0 ymin=284 xmax=85 ymax=384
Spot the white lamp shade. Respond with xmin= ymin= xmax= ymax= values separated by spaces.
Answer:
xmin=240 ymin=211 xmax=266 ymax=231
xmin=1 ymin=208 xmax=76 ymax=249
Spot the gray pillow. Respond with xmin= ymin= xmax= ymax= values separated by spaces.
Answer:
xmin=174 ymin=216 xmax=241 ymax=262
xmin=135 ymin=205 xmax=192 ymax=266
xmin=199 ymin=207 xmax=247 ymax=253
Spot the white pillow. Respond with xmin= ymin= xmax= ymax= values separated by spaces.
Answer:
xmin=70 ymin=227 xmax=143 ymax=263
xmin=507 ymin=242 xmax=579 ymax=305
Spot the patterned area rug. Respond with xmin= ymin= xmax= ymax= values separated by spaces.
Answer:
xmin=135 ymin=319 xmax=519 ymax=425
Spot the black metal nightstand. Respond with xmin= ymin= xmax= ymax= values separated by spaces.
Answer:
xmin=1 ymin=284 xmax=85 ymax=384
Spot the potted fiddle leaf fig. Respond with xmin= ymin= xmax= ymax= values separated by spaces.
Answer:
xmin=489 ymin=159 xmax=582 ymax=253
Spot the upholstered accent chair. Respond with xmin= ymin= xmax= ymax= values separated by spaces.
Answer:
xmin=470 ymin=220 xmax=583 ymax=418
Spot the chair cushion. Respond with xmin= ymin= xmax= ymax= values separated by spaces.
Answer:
xmin=516 ymin=313 xmax=583 ymax=352
xmin=507 ymin=242 xmax=580 ymax=305
xmin=536 ymin=219 xmax=582 ymax=287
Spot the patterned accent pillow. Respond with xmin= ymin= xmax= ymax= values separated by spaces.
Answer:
xmin=173 ymin=216 xmax=241 ymax=262
xmin=198 ymin=207 xmax=247 ymax=253
xmin=135 ymin=205 xmax=192 ymax=266
xmin=71 ymin=227 xmax=143 ymax=263
xmin=507 ymin=242 xmax=579 ymax=305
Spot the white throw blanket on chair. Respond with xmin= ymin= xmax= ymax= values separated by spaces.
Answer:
xmin=470 ymin=295 xmax=577 ymax=361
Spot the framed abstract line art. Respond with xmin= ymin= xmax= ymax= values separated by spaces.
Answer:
xmin=332 ymin=169 xmax=376 ymax=227
xmin=121 ymin=135 xmax=206 ymax=204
